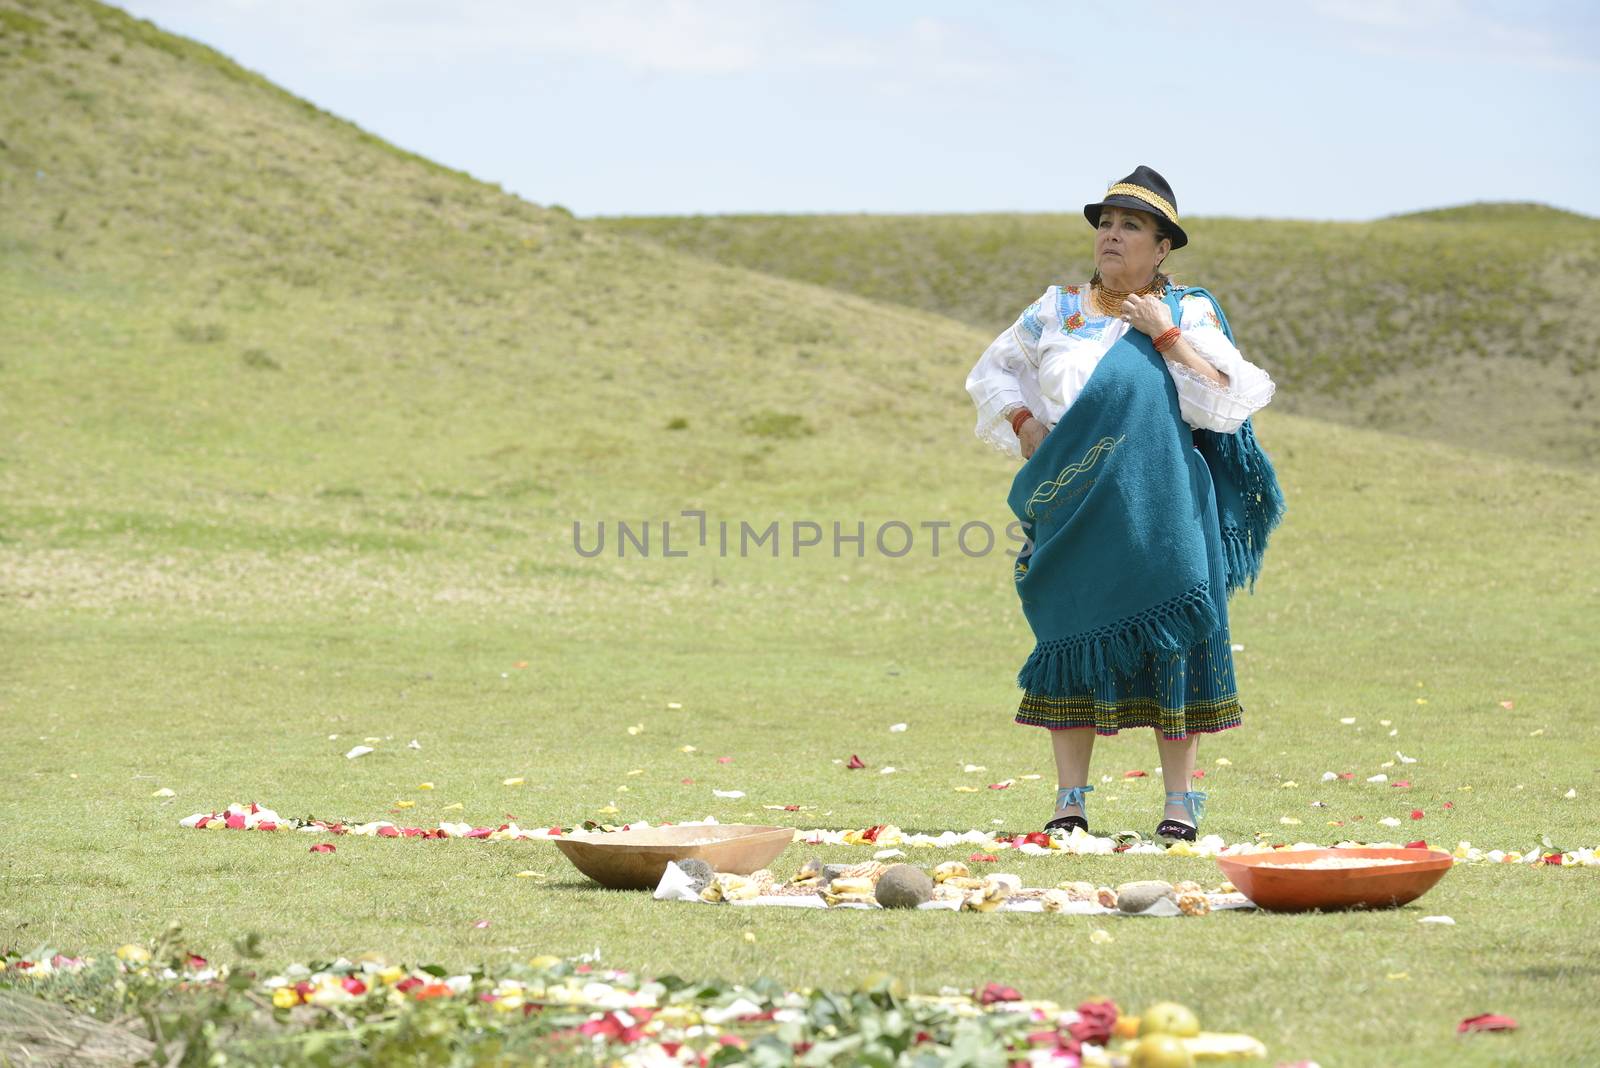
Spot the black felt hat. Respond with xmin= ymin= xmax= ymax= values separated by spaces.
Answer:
xmin=1083 ymin=164 xmax=1188 ymax=250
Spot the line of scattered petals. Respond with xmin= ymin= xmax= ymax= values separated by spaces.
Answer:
xmin=178 ymin=803 xmax=1597 ymax=867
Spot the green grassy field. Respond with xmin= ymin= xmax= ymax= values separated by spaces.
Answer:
xmin=598 ymin=206 xmax=1600 ymax=469
xmin=3 ymin=1 xmax=1599 ymax=1065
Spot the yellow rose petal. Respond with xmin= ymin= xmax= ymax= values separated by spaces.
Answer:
xmin=272 ymin=986 xmax=299 ymax=1009
xmin=418 ymin=782 xmax=435 ymax=790
xmin=442 ymin=802 xmax=464 ymax=811
xmin=394 ymin=800 xmax=415 ymax=809
xmin=627 ymin=769 xmax=645 ymax=776
xmin=1089 ymin=929 xmax=1113 ymax=945
xmin=503 ymin=777 xmax=525 ymax=786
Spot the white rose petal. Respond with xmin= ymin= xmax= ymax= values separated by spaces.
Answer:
xmin=712 ymin=789 xmax=745 ymax=799
xmin=345 ymin=746 xmax=374 ymax=759
xmin=889 ymin=723 xmax=908 ymax=733
xmin=1419 ymin=915 xmax=1455 ymax=925
xmin=1368 ymin=774 xmax=1388 ymax=783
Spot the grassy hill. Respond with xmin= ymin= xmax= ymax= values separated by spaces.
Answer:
xmin=598 ymin=206 xmax=1600 ymax=466
xmin=3 ymin=3 xmax=1599 ymax=1065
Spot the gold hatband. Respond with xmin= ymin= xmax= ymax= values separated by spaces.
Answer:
xmin=1104 ymin=183 xmax=1178 ymax=224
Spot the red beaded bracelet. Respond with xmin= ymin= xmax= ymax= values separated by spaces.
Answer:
xmin=1008 ymin=407 xmax=1034 ymax=435
xmin=1152 ymin=327 xmax=1182 ymax=353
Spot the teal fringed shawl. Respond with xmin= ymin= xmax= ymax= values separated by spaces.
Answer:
xmin=1007 ymin=287 xmax=1285 ymax=696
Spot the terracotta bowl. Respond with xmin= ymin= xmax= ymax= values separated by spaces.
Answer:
xmin=1216 ymin=847 xmax=1454 ymax=912
xmin=551 ymin=824 xmax=796 ymax=891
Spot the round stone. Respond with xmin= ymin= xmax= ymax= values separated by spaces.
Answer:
xmin=874 ymin=864 xmax=934 ymax=909
xmin=1115 ymin=880 xmax=1176 ymax=914
xmin=675 ymin=858 xmax=714 ymax=894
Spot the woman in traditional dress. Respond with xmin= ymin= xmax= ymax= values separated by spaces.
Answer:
xmin=964 ymin=165 xmax=1284 ymax=841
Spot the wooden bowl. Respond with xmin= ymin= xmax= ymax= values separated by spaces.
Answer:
xmin=1216 ymin=847 xmax=1453 ymax=912
xmin=551 ymin=824 xmax=796 ymax=891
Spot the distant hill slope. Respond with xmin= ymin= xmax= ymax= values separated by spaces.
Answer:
xmin=0 ymin=0 xmax=998 ymax=516
xmin=598 ymin=207 xmax=1600 ymax=466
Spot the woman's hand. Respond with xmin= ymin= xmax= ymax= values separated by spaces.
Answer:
xmin=1019 ymin=418 xmax=1048 ymax=459
xmin=1121 ymin=293 xmax=1174 ymax=338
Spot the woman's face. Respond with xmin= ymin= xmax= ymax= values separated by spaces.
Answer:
xmin=1094 ymin=206 xmax=1171 ymax=285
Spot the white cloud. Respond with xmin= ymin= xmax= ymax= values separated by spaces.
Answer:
xmin=1306 ymin=0 xmax=1597 ymax=73
xmin=125 ymin=0 xmax=1005 ymax=80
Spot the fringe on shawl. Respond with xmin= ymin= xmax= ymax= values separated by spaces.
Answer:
xmin=1198 ymin=418 xmax=1287 ymax=593
xmin=1016 ymin=581 xmax=1220 ymax=696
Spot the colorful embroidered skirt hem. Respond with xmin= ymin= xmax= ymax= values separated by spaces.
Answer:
xmin=1014 ymin=694 xmax=1242 ymax=739
xmin=1013 ymin=623 xmax=1243 ymax=740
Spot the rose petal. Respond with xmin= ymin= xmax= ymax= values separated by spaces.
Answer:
xmin=1457 ymin=1013 xmax=1515 ymax=1033
xmin=845 ymin=755 xmax=866 ymax=770
xmin=309 ymin=843 xmax=336 ymax=853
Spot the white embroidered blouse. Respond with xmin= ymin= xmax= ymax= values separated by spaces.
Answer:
xmin=965 ymin=284 xmax=1276 ymax=457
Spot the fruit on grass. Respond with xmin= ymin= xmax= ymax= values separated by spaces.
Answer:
xmin=1129 ymin=1033 xmax=1196 ymax=1068
xmin=1139 ymin=1001 xmax=1201 ymax=1038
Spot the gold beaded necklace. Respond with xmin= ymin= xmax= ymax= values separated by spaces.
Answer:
xmin=1090 ymin=274 xmax=1166 ymax=317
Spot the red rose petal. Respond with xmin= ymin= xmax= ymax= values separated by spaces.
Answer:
xmin=376 ymin=825 xmax=400 ymax=838
xmin=1405 ymin=840 xmax=1428 ymax=850
xmin=1123 ymin=770 xmax=1147 ymax=778
xmin=977 ymin=982 xmax=1023 ymax=1004
xmin=341 ymin=976 xmax=367 ymax=995
xmin=224 ymin=812 xmax=245 ymax=830
xmin=717 ymin=756 xmax=733 ymax=764
xmin=1443 ymin=802 xmax=1454 ymax=809
xmin=1392 ymin=780 xmax=1412 ymax=788
xmin=969 ymin=852 xmax=998 ymax=863
xmin=987 ymin=781 xmax=1011 ymax=790
xmin=309 ymin=843 xmax=336 ymax=853
xmin=1339 ymin=773 xmax=1355 ymax=780
xmin=1411 ymin=809 xmax=1425 ymax=820
xmin=1457 ymin=1013 xmax=1517 ymax=1033
xmin=845 ymin=755 xmax=866 ymax=769
xmin=1191 ymin=769 xmax=1205 ymax=779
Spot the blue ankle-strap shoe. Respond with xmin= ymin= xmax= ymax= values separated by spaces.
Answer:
xmin=1045 ymin=784 xmax=1094 ymax=835
xmin=1156 ymin=789 xmax=1206 ymax=842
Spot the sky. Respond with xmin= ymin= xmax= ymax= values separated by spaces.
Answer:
xmin=118 ymin=0 xmax=1600 ymax=221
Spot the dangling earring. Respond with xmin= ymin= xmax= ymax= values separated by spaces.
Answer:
xmin=1089 ymin=268 xmax=1102 ymax=287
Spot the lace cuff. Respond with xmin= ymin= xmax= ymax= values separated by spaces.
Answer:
xmin=1168 ymin=360 xmax=1276 ymax=433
